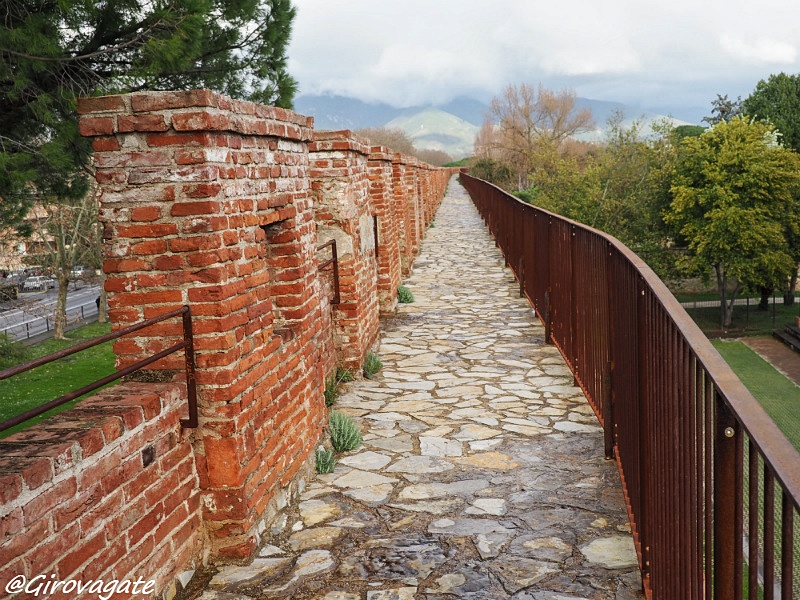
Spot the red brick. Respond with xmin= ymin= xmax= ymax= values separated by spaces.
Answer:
xmin=80 ymin=534 xmax=127 ymax=581
xmin=112 ymin=533 xmax=154 ymax=580
xmin=145 ymin=131 xmax=217 ymax=147
xmin=23 ymin=477 xmax=78 ymax=526
xmin=128 ymin=502 xmax=165 ymax=545
xmin=0 ymin=507 xmax=23 ymax=542
xmin=168 ymin=234 xmax=222 ymax=253
xmin=93 ymin=137 xmax=120 ymax=152
xmin=0 ymin=456 xmax=53 ymax=491
xmin=132 ymin=239 xmax=168 ymax=255
xmin=116 ymin=223 xmax=179 ymax=238
xmin=131 ymin=205 xmax=162 ymax=222
xmin=56 ymin=529 xmax=105 ymax=578
xmin=172 ymin=111 xmax=231 ymax=132
xmin=27 ymin=523 xmax=81 ymax=574
xmin=118 ymin=114 xmax=169 ymax=133
xmin=79 ymin=116 xmax=115 ymax=136
xmin=216 ymin=535 xmax=258 ymax=560
xmin=131 ymin=89 xmax=217 ymax=112
xmin=77 ymin=95 xmax=126 ymax=114
xmin=203 ymin=437 xmax=243 ymax=487
xmin=53 ymin=482 xmax=103 ymax=531
xmin=170 ymin=201 xmax=221 ymax=216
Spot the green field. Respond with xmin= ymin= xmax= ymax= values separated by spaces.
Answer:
xmin=0 ymin=322 xmax=116 ymax=438
xmin=712 ymin=339 xmax=800 ymax=449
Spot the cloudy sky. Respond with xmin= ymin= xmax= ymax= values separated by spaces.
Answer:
xmin=287 ymin=0 xmax=800 ymax=118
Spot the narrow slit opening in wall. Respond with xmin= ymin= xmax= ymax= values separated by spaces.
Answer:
xmin=260 ymin=219 xmax=298 ymax=342
xmin=373 ymin=215 xmax=379 ymax=258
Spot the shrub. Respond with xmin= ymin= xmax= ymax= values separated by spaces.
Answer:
xmin=315 ymin=447 xmax=336 ymax=474
xmin=362 ymin=351 xmax=382 ymax=379
xmin=328 ymin=411 xmax=362 ymax=452
xmin=397 ymin=285 xmax=414 ymax=304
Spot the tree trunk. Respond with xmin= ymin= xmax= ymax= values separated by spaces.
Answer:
xmin=785 ymin=265 xmax=798 ymax=306
xmin=716 ymin=265 xmax=729 ymax=328
xmin=97 ymin=271 xmax=107 ymax=324
xmin=53 ymin=271 xmax=70 ymax=339
xmin=758 ymin=286 xmax=772 ymax=311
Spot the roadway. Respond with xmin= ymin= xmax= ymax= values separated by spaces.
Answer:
xmin=0 ymin=282 xmax=102 ymax=341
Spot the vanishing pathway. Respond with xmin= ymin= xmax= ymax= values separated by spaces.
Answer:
xmin=200 ymin=178 xmax=643 ymax=600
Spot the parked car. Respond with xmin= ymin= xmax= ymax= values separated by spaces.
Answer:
xmin=70 ymin=266 xmax=93 ymax=278
xmin=22 ymin=276 xmax=57 ymax=291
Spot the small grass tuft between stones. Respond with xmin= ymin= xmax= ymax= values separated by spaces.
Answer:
xmin=397 ymin=285 xmax=414 ymax=304
xmin=328 ymin=411 xmax=363 ymax=453
xmin=323 ymin=367 xmax=355 ymax=406
xmin=362 ymin=351 xmax=382 ymax=379
xmin=315 ymin=447 xmax=336 ymax=474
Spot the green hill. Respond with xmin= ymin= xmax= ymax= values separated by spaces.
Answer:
xmin=385 ymin=108 xmax=479 ymax=159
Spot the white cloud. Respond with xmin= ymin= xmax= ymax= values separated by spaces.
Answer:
xmin=287 ymin=0 xmax=800 ymax=114
xmin=719 ymin=35 xmax=797 ymax=65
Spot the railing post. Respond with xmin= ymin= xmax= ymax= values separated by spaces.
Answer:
xmin=713 ymin=392 xmax=742 ymax=600
xmin=603 ymin=359 xmax=614 ymax=460
xmin=180 ymin=307 xmax=198 ymax=429
xmin=544 ymin=287 xmax=553 ymax=344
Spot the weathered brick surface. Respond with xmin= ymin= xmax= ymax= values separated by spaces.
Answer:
xmin=310 ymin=130 xmax=380 ymax=373
xmin=0 ymin=384 xmax=202 ymax=597
xmin=1 ymin=89 xmax=455 ymax=600
xmin=369 ymin=146 xmax=401 ymax=313
xmin=77 ymin=90 xmax=332 ymax=563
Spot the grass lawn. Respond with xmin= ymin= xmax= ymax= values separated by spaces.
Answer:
xmin=686 ymin=301 xmax=800 ymax=337
xmin=711 ymin=339 xmax=800 ymax=449
xmin=713 ymin=339 xmax=800 ymax=598
xmin=0 ymin=321 xmax=116 ymax=438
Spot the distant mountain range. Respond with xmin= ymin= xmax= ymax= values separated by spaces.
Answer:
xmin=293 ymin=94 xmax=703 ymax=160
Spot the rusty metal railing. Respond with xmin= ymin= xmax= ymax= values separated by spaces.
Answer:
xmin=0 ymin=306 xmax=198 ymax=432
xmin=318 ymin=239 xmax=341 ymax=305
xmin=460 ymin=173 xmax=800 ymax=600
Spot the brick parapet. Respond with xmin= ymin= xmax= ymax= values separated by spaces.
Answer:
xmin=310 ymin=130 xmax=380 ymax=373
xmin=0 ymin=382 xmax=204 ymax=599
xmin=79 ymin=89 xmax=330 ymax=562
xmin=369 ymin=146 xmax=400 ymax=313
xmin=0 ymin=89 xmax=457 ymax=599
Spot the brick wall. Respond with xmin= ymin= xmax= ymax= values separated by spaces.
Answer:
xmin=0 ymin=383 xmax=203 ymax=599
xmin=1 ymin=88 xmax=455 ymax=599
xmin=368 ymin=146 xmax=401 ymax=313
xmin=309 ymin=131 xmax=380 ymax=373
xmin=77 ymin=89 xmax=332 ymax=561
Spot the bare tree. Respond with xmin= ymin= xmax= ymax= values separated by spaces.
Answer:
xmin=473 ymin=117 xmax=499 ymax=159
xmin=27 ymin=190 xmax=99 ymax=338
xmin=489 ymin=83 xmax=594 ymax=189
xmin=355 ymin=127 xmax=416 ymax=155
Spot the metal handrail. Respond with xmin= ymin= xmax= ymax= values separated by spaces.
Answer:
xmin=460 ymin=172 xmax=800 ymax=600
xmin=318 ymin=239 xmax=341 ymax=305
xmin=0 ymin=306 xmax=198 ymax=432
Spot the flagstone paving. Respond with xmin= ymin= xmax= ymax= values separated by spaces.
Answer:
xmin=198 ymin=178 xmax=643 ymax=599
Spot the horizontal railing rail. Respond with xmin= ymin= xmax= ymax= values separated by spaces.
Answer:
xmin=0 ymin=305 xmax=198 ymax=433
xmin=460 ymin=172 xmax=800 ymax=600
xmin=318 ymin=239 xmax=341 ymax=305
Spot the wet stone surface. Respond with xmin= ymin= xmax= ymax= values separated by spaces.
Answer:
xmin=198 ymin=179 xmax=643 ymax=600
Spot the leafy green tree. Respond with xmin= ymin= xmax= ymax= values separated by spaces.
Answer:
xmin=666 ymin=117 xmax=800 ymax=327
xmin=743 ymin=73 xmax=800 ymax=151
xmin=703 ymin=94 xmax=743 ymax=126
xmin=743 ymin=73 xmax=800 ymax=303
xmin=0 ymin=0 xmax=298 ymax=230
xmin=470 ymin=157 xmax=516 ymax=191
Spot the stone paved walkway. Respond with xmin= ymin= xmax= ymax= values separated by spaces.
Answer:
xmin=199 ymin=178 xmax=643 ymax=600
